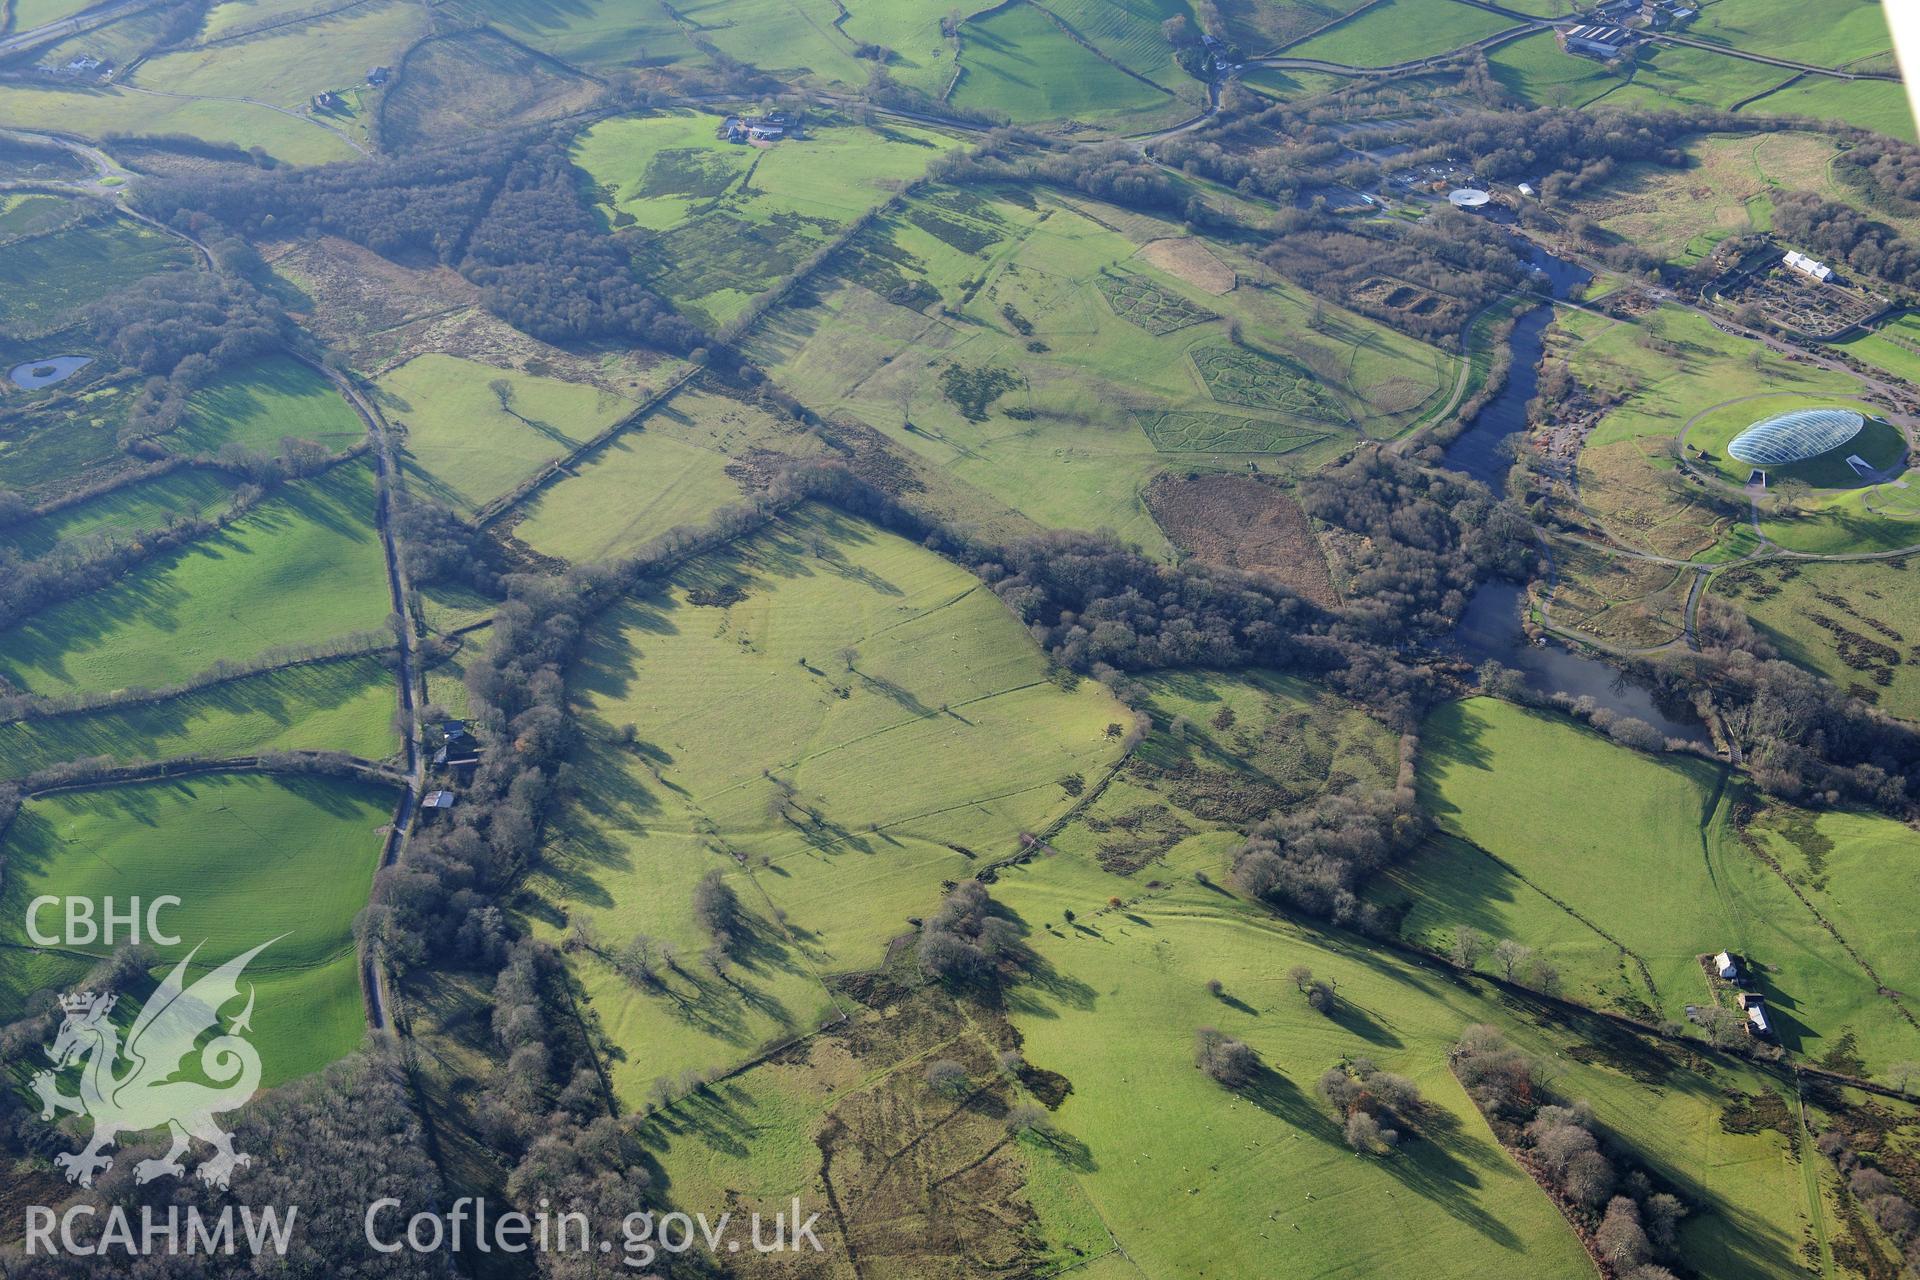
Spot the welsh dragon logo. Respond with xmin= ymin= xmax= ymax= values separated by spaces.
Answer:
xmin=30 ymin=939 xmax=274 ymax=1190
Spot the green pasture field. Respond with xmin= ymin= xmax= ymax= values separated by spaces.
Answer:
xmin=198 ymin=0 xmax=335 ymax=38
xmin=545 ymin=506 xmax=1121 ymax=1028
xmin=949 ymin=0 xmax=1186 ymax=125
xmin=1742 ymin=77 xmax=1918 ymax=143
xmin=417 ymin=584 xmax=494 ymax=638
xmin=1838 ymin=311 xmax=1920 ymax=383
xmin=1681 ymin=0 xmax=1891 ymax=69
xmin=1556 ymin=304 xmax=1861 ymax=559
xmin=171 ymin=354 xmax=365 ymax=456
xmin=1489 ymin=0 xmax=1576 ymax=14
xmin=376 ymin=353 xmax=634 ymax=514
xmin=575 ymin=111 xmax=955 ymax=328
xmin=6 ymin=0 xmax=97 ymax=27
xmin=1236 ymin=65 xmax=1345 ymax=101
xmin=1600 ymin=44 xmax=1794 ymax=114
xmin=833 ymin=3 xmax=953 ymax=98
xmin=1402 ymin=697 xmax=1920 ymax=1076
xmin=0 ymin=84 xmax=360 ymax=167
xmin=1286 ymin=0 xmax=1514 ymax=67
xmin=0 ymin=215 xmax=193 ymax=340
xmin=0 ymin=462 xmax=391 ymax=696
xmin=0 ymin=772 xmax=393 ymax=1083
xmin=1711 ymin=556 xmax=1920 ymax=720
xmin=745 ymin=186 xmax=1452 ymax=555
xmin=513 ymin=387 xmax=817 ymax=563
xmin=0 ymin=654 xmax=399 ymax=778
xmin=0 ymin=381 xmax=135 ymax=503
xmin=0 ymin=193 xmax=83 ymax=240
xmin=135 ymin=0 xmax=429 ymax=115
xmin=0 ymin=467 xmax=234 ymax=559
xmin=1486 ymin=30 xmax=1624 ymax=108
xmin=1214 ymin=0 xmax=1365 ymax=53
xmin=673 ymin=0 xmax=866 ymax=87
xmin=1041 ymin=0 xmax=1194 ymax=88
xmin=376 ymin=28 xmax=602 ymax=150
xmin=1757 ymin=484 xmax=1920 ymax=555
xmin=439 ymin=0 xmax=694 ymax=67
xmin=986 ymin=854 xmax=1821 ymax=1280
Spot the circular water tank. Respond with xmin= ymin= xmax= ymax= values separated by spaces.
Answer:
xmin=1448 ymin=188 xmax=1491 ymax=207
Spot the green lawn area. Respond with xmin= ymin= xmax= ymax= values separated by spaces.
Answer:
xmin=0 ymin=653 xmax=399 ymax=778
xmin=135 ymin=0 xmax=429 ymax=115
xmin=0 ymin=772 xmax=393 ymax=1083
xmin=1287 ymin=0 xmax=1514 ymax=67
xmin=0 ymin=215 xmax=194 ymax=339
xmin=440 ymin=0 xmax=695 ymax=67
xmin=950 ymin=0 xmax=1183 ymax=123
xmin=575 ymin=112 xmax=960 ymax=329
xmin=376 ymin=353 xmax=636 ymax=514
xmin=531 ymin=505 xmax=1127 ymax=1104
xmin=1838 ymin=311 xmax=1920 ymax=383
xmin=1487 ymin=30 xmax=1624 ymax=107
xmin=984 ymin=849 xmax=1822 ymax=1280
xmin=8 ymin=0 xmax=98 ymax=27
xmin=1403 ymin=697 xmax=1920 ymax=1076
xmin=1742 ymin=77 xmax=1918 ymax=143
xmin=0 ymin=462 xmax=391 ymax=695
xmin=513 ymin=387 xmax=810 ymax=563
xmin=746 ymin=186 xmax=1451 ymax=556
xmin=0 ymin=84 xmax=360 ymax=167
xmin=1600 ymin=44 xmax=1795 ymax=114
xmin=1680 ymin=0 xmax=1891 ymax=68
xmin=0 ymin=467 xmax=235 ymax=559
xmin=1237 ymin=65 xmax=1345 ymax=101
xmin=170 ymin=354 xmax=366 ymax=456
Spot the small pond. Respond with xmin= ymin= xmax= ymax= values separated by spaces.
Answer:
xmin=9 ymin=355 xmax=92 ymax=389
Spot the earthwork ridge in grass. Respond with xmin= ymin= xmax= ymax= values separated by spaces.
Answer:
xmin=530 ymin=504 xmax=1126 ymax=1101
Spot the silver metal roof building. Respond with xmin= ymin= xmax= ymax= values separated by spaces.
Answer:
xmin=1727 ymin=408 xmax=1866 ymax=466
xmin=1448 ymin=188 xmax=1490 ymax=207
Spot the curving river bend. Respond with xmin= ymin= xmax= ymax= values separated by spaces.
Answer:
xmin=1439 ymin=242 xmax=1709 ymax=743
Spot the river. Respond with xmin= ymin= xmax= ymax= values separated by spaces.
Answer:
xmin=1439 ymin=241 xmax=1710 ymax=743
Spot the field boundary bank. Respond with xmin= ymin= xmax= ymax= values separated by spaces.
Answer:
xmin=1730 ymin=805 xmax=1920 ymax=1036
xmin=17 ymin=752 xmax=407 ymax=799
xmin=471 ymin=364 xmax=702 ymax=528
xmin=1448 ymin=1060 xmax=1612 ymax=1277
xmin=1259 ymin=0 xmax=1392 ymax=58
xmin=1023 ymin=0 xmax=1176 ymax=98
xmin=0 ymin=635 xmax=397 ymax=731
xmin=1440 ymin=830 xmax=1663 ymax=1003
xmin=1226 ymin=877 xmax=1920 ymax=1104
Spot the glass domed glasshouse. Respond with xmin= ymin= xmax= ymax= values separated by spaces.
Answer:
xmin=1727 ymin=408 xmax=1866 ymax=466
